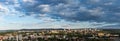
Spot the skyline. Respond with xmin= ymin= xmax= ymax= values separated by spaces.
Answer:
xmin=0 ymin=0 xmax=120 ymax=30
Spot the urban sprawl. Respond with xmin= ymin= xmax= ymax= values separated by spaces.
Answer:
xmin=0 ymin=28 xmax=120 ymax=41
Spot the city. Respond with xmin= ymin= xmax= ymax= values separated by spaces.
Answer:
xmin=0 ymin=28 xmax=119 ymax=41
xmin=0 ymin=0 xmax=120 ymax=41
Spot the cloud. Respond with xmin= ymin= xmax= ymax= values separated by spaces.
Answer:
xmin=23 ymin=0 xmax=34 ymax=2
xmin=38 ymin=4 xmax=50 ymax=12
xmin=99 ymin=24 xmax=120 ymax=29
xmin=2 ymin=20 xmax=96 ymax=29
xmin=90 ymin=0 xmax=100 ymax=2
xmin=0 ymin=16 xmax=4 ymax=22
xmin=0 ymin=4 xmax=9 ymax=13
xmin=1 ymin=0 xmax=120 ymax=24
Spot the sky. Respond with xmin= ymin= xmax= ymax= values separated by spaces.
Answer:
xmin=0 ymin=0 xmax=120 ymax=30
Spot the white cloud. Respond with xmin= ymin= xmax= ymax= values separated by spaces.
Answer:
xmin=13 ymin=0 xmax=19 ymax=4
xmin=40 ymin=17 xmax=56 ymax=22
xmin=79 ymin=6 xmax=88 ymax=12
xmin=88 ymin=7 xmax=105 ymax=16
xmin=23 ymin=0 xmax=35 ymax=3
xmin=89 ymin=0 xmax=100 ymax=3
xmin=39 ymin=4 xmax=51 ymax=12
xmin=22 ymin=0 xmax=37 ymax=6
xmin=0 ymin=4 xmax=9 ymax=13
xmin=53 ymin=3 xmax=79 ymax=17
xmin=0 ymin=3 xmax=25 ymax=19
xmin=104 ymin=2 xmax=114 ymax=5
xmin=14 ymin=3 xmax=21 ymax=7
xmin=66 ymin=0 xmax=80 ymax=5
xmin=79 ymin=6 xmax=105 ymax=16
xmin=39 ymin=14 xmax=47 ymax=17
